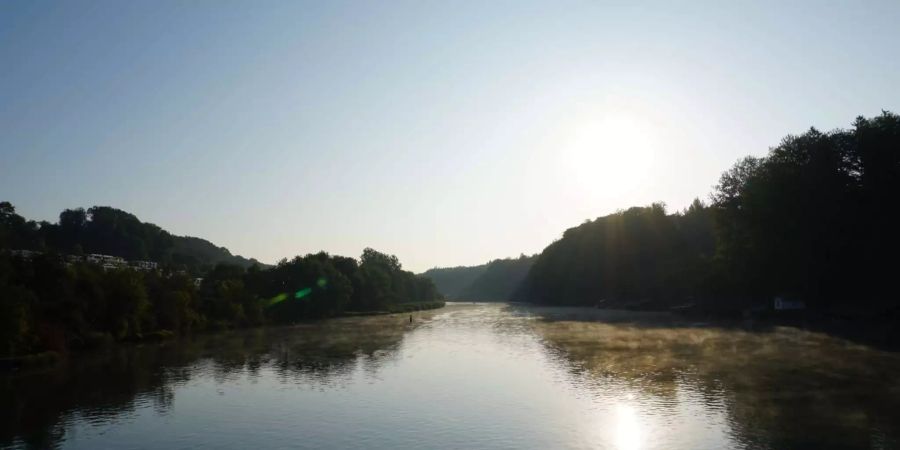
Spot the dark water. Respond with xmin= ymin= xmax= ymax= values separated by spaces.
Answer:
xmin=3 ymin=303 xmax=899 ymax=449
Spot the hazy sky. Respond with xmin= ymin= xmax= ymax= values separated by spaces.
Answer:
xmin=2 ymin=1 xmax=899 ymax=272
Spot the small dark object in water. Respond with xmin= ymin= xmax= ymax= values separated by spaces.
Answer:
xmin=409 ymin=315 xmax=412 ymax=323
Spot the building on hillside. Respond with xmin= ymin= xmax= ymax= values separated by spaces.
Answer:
xmin=8 ymin=249 xmax=40 ymax=259
xmin=131 ymin=260 xmax=158 ymax=271
xmin=86 ymin=254 xmax=126 ymax=269
xmin=64 ymin=254 xmax=84 ymax=267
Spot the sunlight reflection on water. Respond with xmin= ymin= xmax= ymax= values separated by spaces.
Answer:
xmin=3 ymin=303 xmax=900 ymax=449
xmin=614 ymin=401 xmax=641 ymax=450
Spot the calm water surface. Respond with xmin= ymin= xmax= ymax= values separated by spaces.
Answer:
xmin=3 ymin=303 xmax=900 ymax=449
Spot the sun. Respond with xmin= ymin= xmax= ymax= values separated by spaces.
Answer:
xmin=561 ymin=115 xmax=657 ymax=200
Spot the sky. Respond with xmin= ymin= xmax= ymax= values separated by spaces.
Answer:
xmin=2 ymin=1 xmax=899 ymax=272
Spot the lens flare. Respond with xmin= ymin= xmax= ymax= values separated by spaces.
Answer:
xmin=268 ymin=292 xmax=288 ymax=306
xmin=268 ymin=280 xmax=324 ymax=307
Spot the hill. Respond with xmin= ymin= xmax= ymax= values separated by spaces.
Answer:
xmin=421 ymin=264 xmax=487 ymax=298
xmin=516 ymin=112 xmax=900 ymax=314
xmin=459 ymin=255 xmax=536 ymax=301
xmin=0 ymin=204 xmax=264 ymax=272
xmin=422 ymin=254 xmax=536 ymax=301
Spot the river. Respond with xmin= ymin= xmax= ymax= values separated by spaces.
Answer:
xmin=2 ymin=303 xmax=899 ymax=449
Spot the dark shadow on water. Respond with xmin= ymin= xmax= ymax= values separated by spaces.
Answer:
xmin=0 ymin=313 xmax=425 ymax=449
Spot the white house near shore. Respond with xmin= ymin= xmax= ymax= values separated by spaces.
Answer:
xmin=131 ymin=260 xmax=158 ymax=271
xmin=85 ymin=254 xmax=126 ymax=266
xmin=7 ymin=250 xmax=164 ymax=272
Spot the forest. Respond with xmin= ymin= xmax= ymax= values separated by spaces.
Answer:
xmin=424 ymin=112 xmax=899 ymax=319
xmin=424 ymin=255 xmax=536 ymax=301
xmin=0 ymin=205 xmax=262 ymax=272
xmin=516 ymin=112 xmax=900 ymax=315
xmin=3 ymin=111 xmax=898 ymax=358
xmin=0 ymin=206 xmax=442 ymax=358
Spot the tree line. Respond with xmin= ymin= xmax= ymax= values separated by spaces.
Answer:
xmin=424 ymin=254 xmax=536 ymax=302
xmin=513 ymin=201 xmax=715 ymax=308
xmin=422 ymin=112 xmax=899 ymax=317
xmin=0 ymin=205 xmax=442 ymax=357
xmin=422 ymin=263 xmax=488 ymax=299
xmin=0 ymin=205 xmax=262 ymax=273
xmin=514 ymin=112 xmax=899 ymax=314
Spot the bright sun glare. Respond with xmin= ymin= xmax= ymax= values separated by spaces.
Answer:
xmin=562 ymin=116 xmax=657 ymax=199
xmin=614 ymin=401 xmax=643 ymax=450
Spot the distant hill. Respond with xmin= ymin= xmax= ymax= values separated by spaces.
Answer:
xmin=421 ymin=264 xmax=487 ymax=299
xmin=170 ymin=235 xmax=263 ymax=270
xmin=0 ymin=203 xmax=265 ymax=272
xmin=422 ymin=254 xmax=536 ymax=301
xmin=459 ymin=255 xmax=536 ymax=301
xmin=513 ymin=204 xmax=715 ymax=308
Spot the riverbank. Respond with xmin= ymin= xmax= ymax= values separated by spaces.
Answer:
xmin=343 ymin=301 xmax=446 ymax=316
xmin=0 ymin=351 xmax=62 ymax=371
xmin=0 ymin=301 xmax=447 ymax=372
xmin=511 ymin=302 xmax=900 ymax=351
xmin=5 ymin=302 xmax=900 ymax=449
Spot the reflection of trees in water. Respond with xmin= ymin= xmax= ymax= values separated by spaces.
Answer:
xmin=269 ymin=315 xmax=409 ymax=387
xmin=526 ymin=308 xmax=900 ymax=448
xmin=0 ymin=314 xmax=417 ymax=449
xmin=2 ymin=344 xmax=184 ymax=449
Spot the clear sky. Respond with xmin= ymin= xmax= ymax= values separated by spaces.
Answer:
xmin=2 ymin=1 xmax=899 ymax=272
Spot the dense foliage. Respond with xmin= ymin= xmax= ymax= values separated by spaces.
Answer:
xmin=425 ymin=255 xmax=536 ymax=301
xmin=421 ymin=264 xmax=488 ymax=299
xmin=0 ymin=204 xmax=442 ymax=357
xmin=247 ymin=248 xmax=440 ymax=324
xmin=459 ymin=255 xmax=536 ymax=301
xmin=708 ymin=112 xmax=900 ymax=311
xmin=515 ymin=202 xmax=713 ymax=307
xmin=0 ymin=205 xmax=262 ymax=273
xmin=516 ymin=112 xmax=899 ymax=314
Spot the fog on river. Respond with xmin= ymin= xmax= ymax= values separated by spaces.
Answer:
xmin=3 ymin=303 xmax=899 ymax=449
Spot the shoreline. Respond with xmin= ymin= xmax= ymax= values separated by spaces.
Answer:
xmin=0 ymin=301 xmax=447 ymax=372
xmin=505 ymin=302 xmax=900 ymax=351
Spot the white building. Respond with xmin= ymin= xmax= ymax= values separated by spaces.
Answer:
xmin=86 ymin=254 xmax=126 ymax=268
xmin=9 ymin=249 xmax=40 ymax=259
xmin=131 ymin=260 xmax=158 ymax=271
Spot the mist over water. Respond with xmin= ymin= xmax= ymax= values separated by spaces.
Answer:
xmin=3 ymin=303 xmax=899 ymax=449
